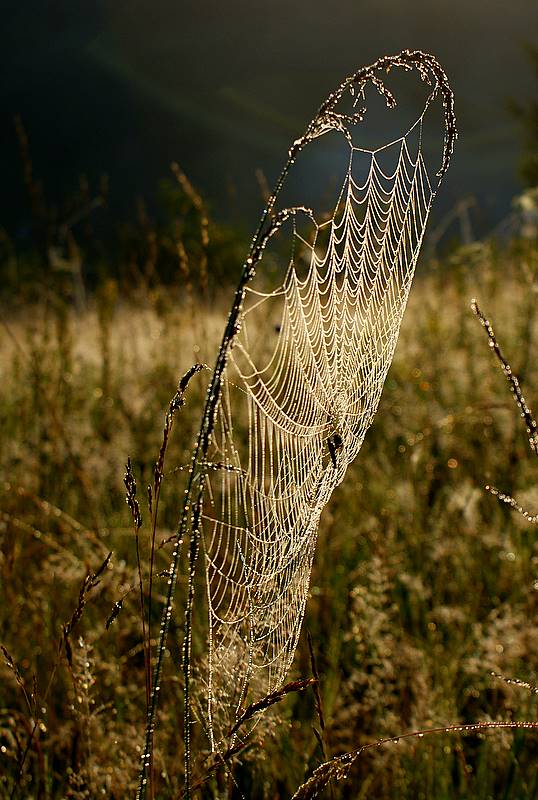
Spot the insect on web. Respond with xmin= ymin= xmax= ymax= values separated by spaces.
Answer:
xmin=199 ymin=70 xmax=454 ymax=750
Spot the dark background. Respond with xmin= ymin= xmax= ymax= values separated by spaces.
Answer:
xmin=2 ymin=0 xmax=538 ymax=240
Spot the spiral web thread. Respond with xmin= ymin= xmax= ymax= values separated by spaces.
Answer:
xmin=131 ymin=53 xmax=456 ymax=800
xmin=200 ymin=100 xmax=442 ymax=749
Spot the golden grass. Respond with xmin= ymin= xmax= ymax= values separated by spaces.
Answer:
xmin=1 ymin=240 xmax=538 ymax=798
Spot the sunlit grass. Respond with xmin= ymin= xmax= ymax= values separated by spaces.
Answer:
xmin=1 ymin=239 xmax=538 ymax=798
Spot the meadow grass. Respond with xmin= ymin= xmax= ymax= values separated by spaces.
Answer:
xmin=1 ymin=238 xmax=538 ymax=798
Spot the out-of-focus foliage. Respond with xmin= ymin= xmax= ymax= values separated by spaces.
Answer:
xmin=1 ymin=232 xmax=538 ymax=797
xmin=0 ymin=125 xmax=247 ymax=305
xmin=511 ymin=45 xmax=538 ymax=188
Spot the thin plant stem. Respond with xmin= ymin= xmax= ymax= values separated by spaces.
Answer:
xmin=291 ymin=721 xmax=538 ymax=800
xmin=471 ymin=298 xmax=538 ymax=456
xmin=472 ymin=298 xmax=538 ymax=520
xmin=7 ymin=552 xmax=111 ymax=799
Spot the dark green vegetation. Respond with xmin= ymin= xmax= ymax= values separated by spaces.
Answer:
xmin=1 ymin=227 xmax=538 ymax=798
xmin=511 ymin=45 xmax=538 ymax=189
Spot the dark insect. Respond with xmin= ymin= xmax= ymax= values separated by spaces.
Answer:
xmin=328 ymin=433 xmax=343 ymax=468
xmin=106 ymin=599 xmax=123 ymax=630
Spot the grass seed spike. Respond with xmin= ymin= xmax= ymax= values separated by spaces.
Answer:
xmin=137 ymin=49 xmax=456 ymax=799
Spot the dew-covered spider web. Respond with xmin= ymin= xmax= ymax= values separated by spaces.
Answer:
xmin=135 ymin=51 xmax=456 ymax=800
xmin=196 ymin=57 xmax=456 ymax=751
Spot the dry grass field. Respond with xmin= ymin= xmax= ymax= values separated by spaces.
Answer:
xmin=1 ymin=236 xmax=538 ymax=798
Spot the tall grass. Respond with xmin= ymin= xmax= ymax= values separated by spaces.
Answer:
xmin=1 ymin=237 xmax=538 ymax=798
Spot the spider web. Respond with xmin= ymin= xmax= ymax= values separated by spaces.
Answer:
xmin=200 ymin=108 xmax=439 ymax=747
xmin=133 ymin=52 xmax=456 ymax=800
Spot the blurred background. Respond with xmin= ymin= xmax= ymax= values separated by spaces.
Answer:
xmin=2 ymin=0 xmax=538 ymax=252
xmin=2 ymin=4 xmax=538 ymax=798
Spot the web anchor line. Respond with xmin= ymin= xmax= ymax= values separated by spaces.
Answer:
xmin=136 ymin=50 xmax=456 ymax=800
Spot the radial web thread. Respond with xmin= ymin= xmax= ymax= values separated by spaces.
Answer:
xmin=200 ymin=110 xmax=436 ymax=748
